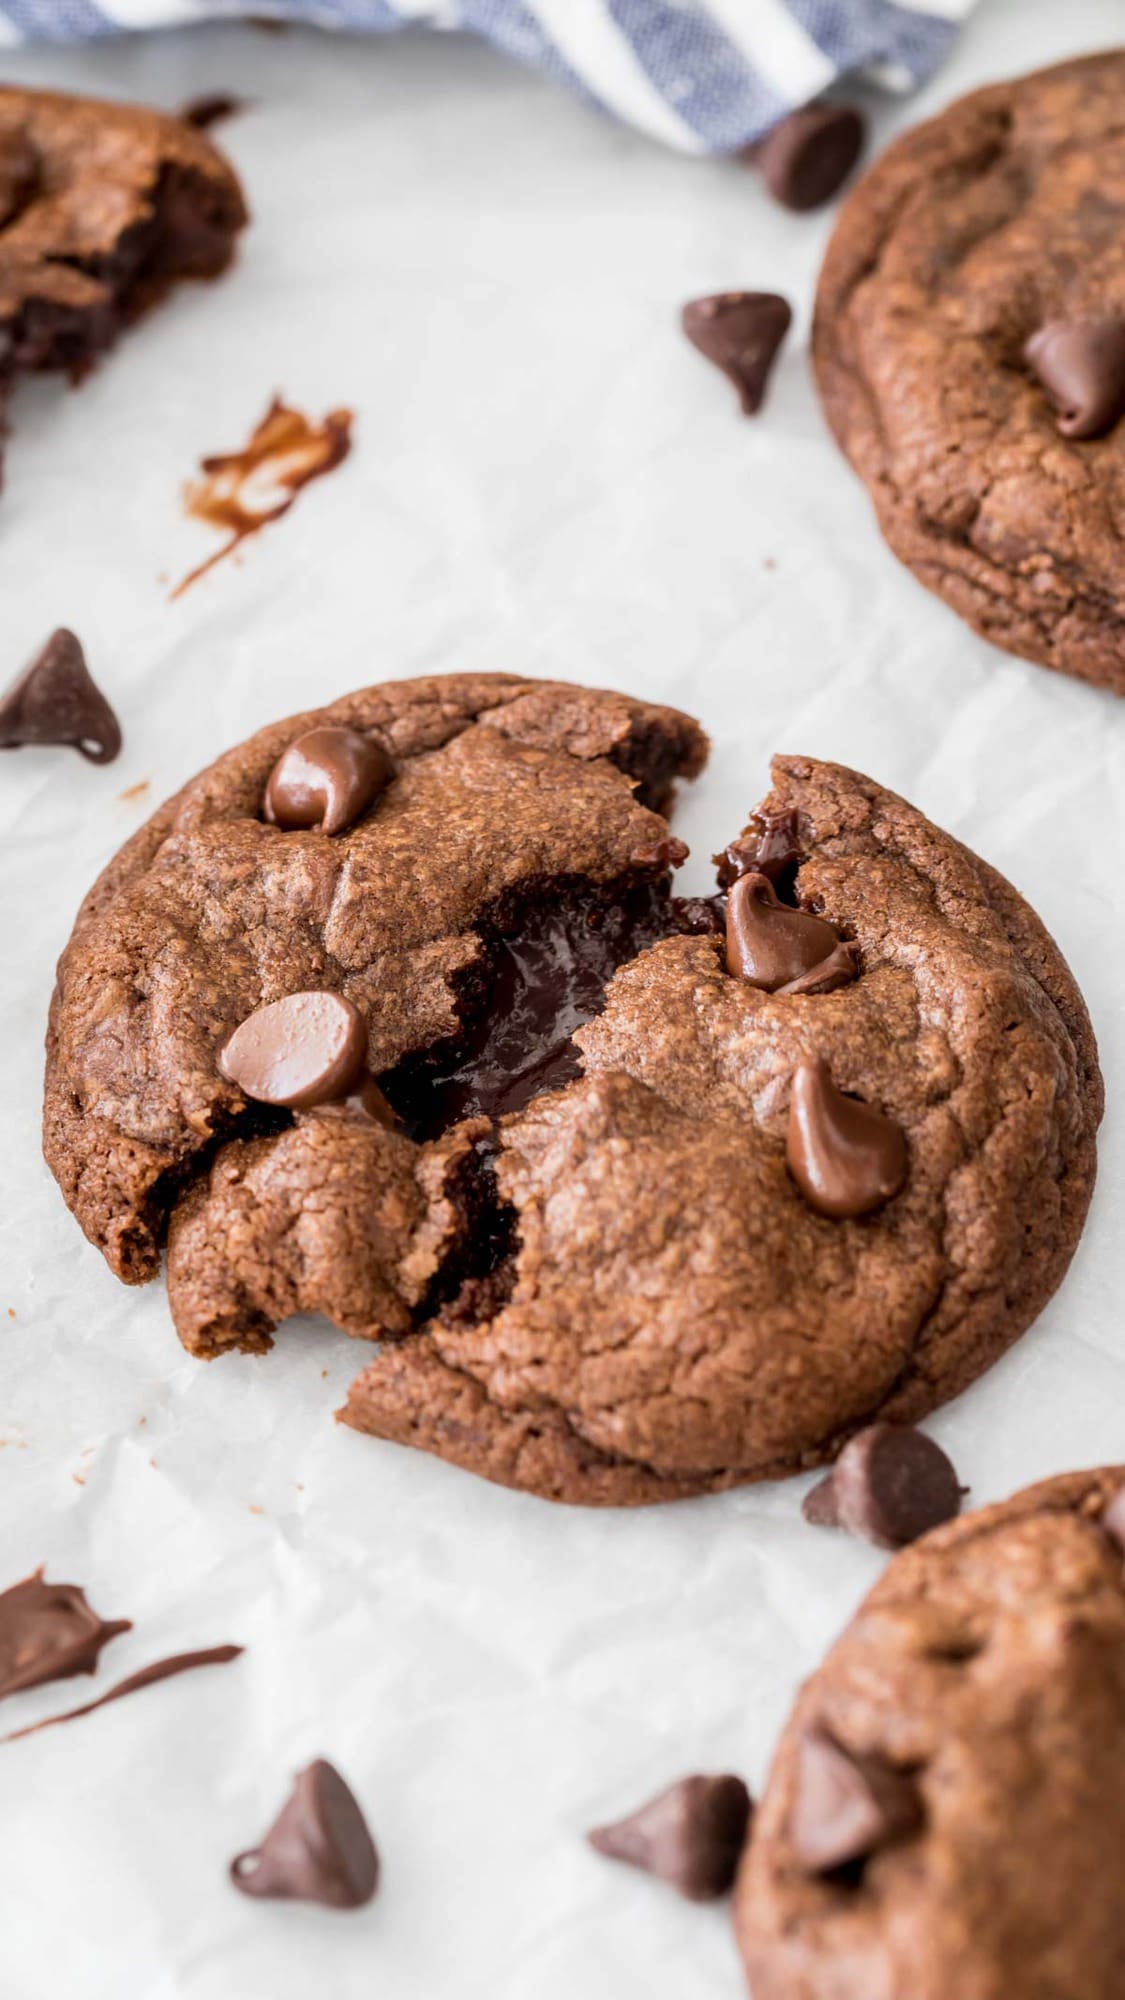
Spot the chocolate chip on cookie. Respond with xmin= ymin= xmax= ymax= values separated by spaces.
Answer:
xmin=802 ymin=1424 xmax=963 ymax=1549
xmin=1024 ymin=317 xmax=1125 ymax=440
xmin=264 ymin=725 xmax=393 ymax=836
xmin=682 ymin=293 xmax=792 ymax=415
xmin=219 ymin=992 xmax=368 ymax=1110
xmin=751 ymin=103 xmax=866 ymax=212
xmin=725 ymin=873 xmax=858 ymax=994
xmin=789 ymin=1730 xmax=923 ymax=1876
xmin=589 ymin=1774 xmax=752 ymax=1902
xmin=0 ymin=630 xmax=121 ymax=763
xmin=715 ymin=807 xmax=804 ymax=891
xmin=787 ymin=1058 xmax=907 ymax=1220
xmin=231 ymin=1760 xmax=378 ymax=1909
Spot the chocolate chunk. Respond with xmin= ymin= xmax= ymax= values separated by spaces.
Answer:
xmin=231 ymin=1759 xmax=379 ymax=1909
xmin=0 ymin=1569 xmax=131 ymax=1700
xmin=715 ymin=809 xmax=803 ymax=891
xmin=790 ymin=1730 xmax=922 ymax=1875
xmin=1024 ymin=317 xmax=1125 ymax=440
xmin=725 ymin=873 xmax=858 ymax=995
xmin=752 ymin=103 xmax=866 ymax=213
xmin=804 ymin=1424 xmax=963 ymax=1550
xmin=0 ymin=630 xmax=122 ymax=763
xmin=264 ymin=725 xmax=393 ymax=837
xmin=787 ymin=1057 xmax=907 ymax=1219
xmin=588 ymin=1774 xmax=752 ymax=1902
xmin=682 ymin=294 xmax=792 ymax=416
xmin=219 ymin=991 xmax=368 ymax=1109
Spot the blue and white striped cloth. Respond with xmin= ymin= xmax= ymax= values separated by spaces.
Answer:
xmin=0 ymin=0 xmax=978 ymax=154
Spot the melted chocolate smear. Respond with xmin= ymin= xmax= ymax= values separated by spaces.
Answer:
xmin=172 ymin=398 xmax=352 ymax=598
xmin=0 ymin=1644 xmax=242 ymax=1744
xmin=381 ymin=878 xmax=722 ymax=1143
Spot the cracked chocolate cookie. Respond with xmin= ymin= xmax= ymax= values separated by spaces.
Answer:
xmin=814 ymin=52 xmax=1125 ymax=697
xmin=736 ymin=1465 xmax=1125 ymax=1999
xmin=0 ymin=85 xmax=246 ymax=489
xmin=44 ymin=675 xmax=1101 ymax=1504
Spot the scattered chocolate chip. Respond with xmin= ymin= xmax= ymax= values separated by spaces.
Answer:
xmin=803 ymin=1424 xmax=963 ymax=1550
xmin=1101 ymin=1486 xmax=1125 ymax=1555
xmin=790 ymin=1730 xmax=922 ymax=1875
xmin=786 ymin=1057 xmax=907 ymax=1220
xmin=725 ymin=873 xmax=858 ymax=995
xmin=588 ymin=1774 xmax=752 ymax=1902
xmin=750 ymin=103 xmax=866 ymax=213
xmin=219 ymin=991 xmax=368 ymax=1109
xmin=264 ymin=725 xmax=393 ymax=837
xmin=714 ymin=809 xmax=803 ymax=890
xmin=0 ymin=630 xmax=122 ymax=763
xmin=0 ymin=1569 xmax=131 ymax=1701
xmin=180 ymin=92 xmax=245 ymax=131
xmin=231 ymin=1759 xmax=379 ymax=1909
xmin=1024 ymin=317 xmax=1125 ymax=439
xmin=682 ymin=293 xmax=792 ymax=415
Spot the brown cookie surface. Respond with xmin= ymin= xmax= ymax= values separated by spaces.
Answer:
xmin=814 ymin=52 xmax=1125 ymax=696
xmin=45 ymin=676 xmax=1101 ymax=1504
xmin=0 ymin=84 xmax=246 ymax=485
xmin=736 ymin=1466 xmax=1125 ymax=1999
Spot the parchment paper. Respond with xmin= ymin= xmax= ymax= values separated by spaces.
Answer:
xmin=1 ymin=6 xmax=1123 ymax=1995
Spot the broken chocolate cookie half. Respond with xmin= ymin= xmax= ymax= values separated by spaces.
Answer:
xmin=44 ymin=674 xmax=1101 ymax=1504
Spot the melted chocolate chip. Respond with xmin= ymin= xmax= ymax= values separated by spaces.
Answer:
xmin=790 ymin=1730 xmax=922 ymax=1876
xmin=231 ymin=1760 xmax=379 ymax=1909
xmin=0 ymin=1570 xmax=131 ymax=1701
xmin=725 ymin=873 xmax=858 ymax=994
xmin=786 ymin=1057 xmax=907 ymax=1220
xmin=219 ymin=991 xmax=368 ymax=1109
xmin=682 ymin=293 xmax=792 ymax=415
xmin=0 ymin=630 xmax=122 ymax=763
xmin=588 ymin=1774 xmax=752 ymax=1902
xmin=714 ymin=809 xmax=804 ymax=892
xmin=803 ymin=1424 xmax=963 ymax=1550
xmin=264 ymin=725 xmax=393 ymax=837
xmin=1025 ymin=317 xmax=1125 ymax=439
xmin=751 ymin=103 xmax=866 ymax=212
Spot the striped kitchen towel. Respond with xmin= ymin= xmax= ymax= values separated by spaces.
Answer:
xmin=0 ymin=0 xmax=979 ymax=154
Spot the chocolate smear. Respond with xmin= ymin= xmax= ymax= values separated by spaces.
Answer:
xmin=264 ymin=724 xmax=393 ymax=836
xmin=787 ymin=1057 xmax=907 ymax=1220
xmin=750 ymin=103 xmax=866 ymax=212
xmin=1024 ymin=317 xmax=1125 ymax=440
xmin=790 ymin=1730 xmax=922 ymax=1875
xmin=588 ymin=1773 xmax=752 ymax=1902
xmin=0 ymin=1570 xmax=130 ymax=1701
xmin=0 ymin=630 xmax=122 ymax=763
xmin=219 ymin=991 xmax=368 ymax=1110
xmin=682 ymin=293 xmax=791 ymax=415
xmin=231 ymin=1759 xmax=379 ymax=1909
xmin=172 ymin=398 xmax=352 ymax=597
xmin=1 ymin=1644 xmax=242 ymax=1743
xmin=803 ymin=1424 xmax=963 ymax=1550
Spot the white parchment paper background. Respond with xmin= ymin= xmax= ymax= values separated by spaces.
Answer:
xmin=1 ymin=4 xmax=1123 ymax=1994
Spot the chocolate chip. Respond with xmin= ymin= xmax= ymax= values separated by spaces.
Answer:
xmin=0 ymin=630 xmax=122 ymax=763
xmin=1024 ymin=317 xmax=1125 ymax=440
xmin=1102 ymin=1486 xmax=1125 ymax=1555
xmin=219 ymin=991 xmax=368 ymax=1109
xmin=725 ymin=873 xmax=858 ymax=995
xmin=0 ymin=1569 xmax=131 ymax=1701
xmin=588 ymin=1774 xmax=752 ymax=1902
xmin=803 ymin=1424 xmax=963 ymax=1550
xmin=790 ymin=1730 xmax=922 ymax=1875
xmin=231 ymin=1759 xmax=379 ymax=1909
xmin=682 ymin=293 xmax=792 ymax=415
xmin=264 ymin=725 xmax=392 ymax=836
xmin=786 ymin=1057 xmax=907 ymax=1220
xmin=307 ymin=1072 xmax=400 ymax=1130
xmin=714 ymin=808 xmax=803 ymax=891
xmin=751 ymin=103 xmax=866 ymax=213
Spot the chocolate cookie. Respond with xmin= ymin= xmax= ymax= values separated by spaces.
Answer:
xmin=0 ymin=85 xmax=246 ymax=489
xmin=814 ymin=53 xmax=1125 ymax=697
xmin=45 ymin=676 xmax=1101 ymax=1504
xmin=736 ymin=1466 xmax=1125 ymax=1998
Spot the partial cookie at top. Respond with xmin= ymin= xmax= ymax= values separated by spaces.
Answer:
xmin=0 ymin=84 xmax=246 ymax=489
xmin=45 ymin=678 xmax=1101 ymax=1505
xmin=736 ymin=1466 xmax=1125 ymax=2000
xmin=814 ymin=52 xmax=1125 ymax=696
